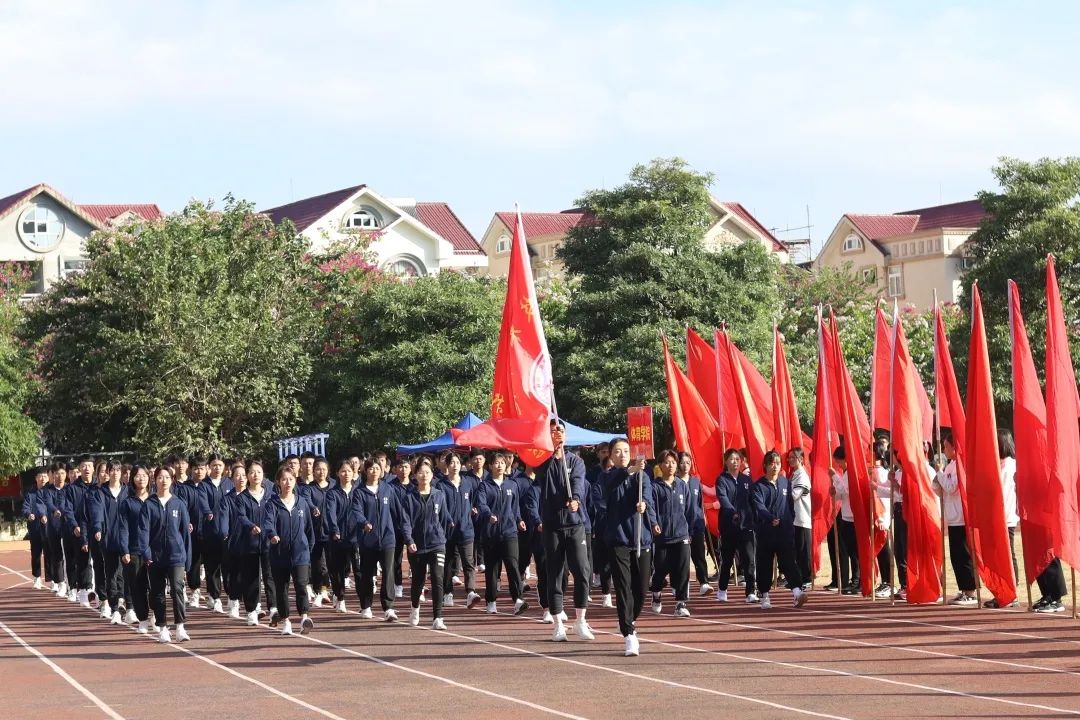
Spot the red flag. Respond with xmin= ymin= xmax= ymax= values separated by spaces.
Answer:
xmin=663 ymin=337 xmax=723 ymax=534
xmin=964 ymin=285 xmax=1017 ymax=604
xmin=1008 ymin=279 xmax=1058 ymax=581
xmin=454 ymin=211 xmax=554 ymax=463
xmin=771 ymin=327 xmax=804 ymax=458
xmin=810 ymin=308 xmax=839 ymax=574
xmin=711 ymin=330 xmax=747 ymax=449
xmin=933 ymin=302 xmax=970 ymax=523
xmin=828 ymin=310 xmax=886 ymax=595
xmin=892 ymin=312 xmax=943 ymax=603
xmin=686 ymin=328 xmax=737 ymax=446
xmin=728 ymin=334 xmax=772 ymax=478
xmin=871 ymin=306 xmax=892 ymax=432
xmin=1044 ymin=257 xmax=1080 ymax=571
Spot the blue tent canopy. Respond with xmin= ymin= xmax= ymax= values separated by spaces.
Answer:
xmin=397 ymin=412 xmax=619 ymax=454
xmin=397 ymin=412 xmax=484 ymax=453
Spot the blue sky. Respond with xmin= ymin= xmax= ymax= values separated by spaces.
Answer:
xmin=3 ymin=1 xmax=1078 ymax=256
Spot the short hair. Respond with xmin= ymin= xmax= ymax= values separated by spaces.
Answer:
xmin=942 ymin=432 xmax=956 ymax=450
xmin=763 ymin=450 xmax=782 ymax=471
xmin=284 ymin=453 xmax=299 ymax=462
xmin=492 ymin=451 xmax=514 ymax=465
xmin=832 ymin=446 xmax=846 ymax=461
xmin=362 ymin=458 xmax=381 ymax=476
xmin=998 ymin=429 xmax=1016 ymax=459
xmin=33 ymin=466 xmax=48 ymax=477
xmin=373 ymin=450 xmax=388 ymax=461
xmin=300 ymin=451 xmax=316 ymax=460
xmin=441 ymin=450 xmax=460 ymax=464
xmin=192 ymin=454 xmax=208 ymax=466
xmin=468 ymin=449 xmax=485 ymax=460
xmin=550 ymin=418 xmax=566 ymax=430
xmin=657 ymin=449 xmax=678 ymax=464
xmin=609 ymin=437 xmax=630 ymax=451
xmin=335 ymin=458 xmax=353 ymax=473
xmin=413 ymin=456 xmax=434 ymax=471
xmin=77 ymin=454 xmax=93 ymax=464
xmin=245 ymin=459 xmax=263 ymax=472
xmin=314 ymin=455 xmax=329 ymax=467
xmin=274 ymin=465 xmax=294 ymax=483
xmin=723 ymin=448 xmax=741 ymax=463
xmin=165 ymin=454 xmax=179 ymax=465
xmin=787 ymin=447 xmax=805 ymax=463
xmin=207 ymin=452 xmax=223 ymax=463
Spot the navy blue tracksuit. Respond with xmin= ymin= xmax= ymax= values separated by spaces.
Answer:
xmin=537 ymin=451 xmax=591 ymax=614
xmin=138 ymin=495 xmax=191 ymax=625
xmin=751 ymin=475 xmax=802 ymax=594
xmin=438 ymin=475 xmax=478 ymax=596
xmin=61 ymin=479 xmax=92 ymax=592
xmin=399 ymin=485 xmax=450 ymax=618
xmin=114 ymin=493 xmax=150 ymax=621
xmin=601 ymin=466 xmax=658 ymax=637
xmin=234 ymin=487 xmax=275 ymax=613
xmin=351 ymin=482 xmax=400 ymax=611
xmin=650 ymin=477 xmax=692 ymax=603
xmin=476 ymin=477 xmax=525 ymax=603
xmin=264 ymin=494 xmax=315 ymax=619
xmin=22 ymin=485 xmax=48 ymax=581
xmin=716 ymin=471 xmax=757 ymax=595
xmin=198 ymin=477 xmax=231 ymax=601
xmin=87 ymin=484 xmax=128 ymax=609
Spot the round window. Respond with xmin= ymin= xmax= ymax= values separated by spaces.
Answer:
xmin=17 ymin=205 xmax=66 ymax=252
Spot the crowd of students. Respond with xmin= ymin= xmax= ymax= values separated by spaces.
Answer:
xmin=19 ymin=421 xmax=1064 ymax=658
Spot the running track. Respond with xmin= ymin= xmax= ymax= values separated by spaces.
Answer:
xmin=2 ymin=550 xmax=1080 ymax=720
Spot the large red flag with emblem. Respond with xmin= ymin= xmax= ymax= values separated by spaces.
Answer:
xmin=453 ymin=211 xmax=554 ymax=463
xmin=663 ymin=336 xmax=723 ymax=534
xmin=892 ymin=312 xmax=943 ymax=603
xmin=1044 ymin=257 xmax=1080 ymax=570
xmin=1008 ymin=279 xmax=1058 ymax=582
xmin=964 ymin=285 xmax=1016 ymax=604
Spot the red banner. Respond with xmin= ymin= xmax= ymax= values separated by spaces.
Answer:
xmin=0 ymin=475 xmax=21 ymax=498
xmin=627 ymin=406 xmax=655 ymax=460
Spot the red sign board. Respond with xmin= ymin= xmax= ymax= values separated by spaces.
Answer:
xmin=626 ymin=406 xmax=655 ymax=460
xmin=0 ymin=475 xmax=21 ymax=498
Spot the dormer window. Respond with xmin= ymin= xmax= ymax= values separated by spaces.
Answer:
xmin=344 ymin=207 xmax=381 ymax=230
xmin=495 ymin=234 xmax=510 ymax=254
xmin=843 ymin=233 xmax=863 ymax=253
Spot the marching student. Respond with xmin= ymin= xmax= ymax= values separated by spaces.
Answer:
xmin=937 ymin=435 xmax=977 ymax=606
xmin=788 ymin=448 xmax=813 ymax=589
xmin=21 ymin=467 xmax=50 ymax=590
xmin=537 ymin=420 xmax=594 ymax=643
xmin=298 ymin=451 xmax=316 ymax=485
xmin=264 ymin=467 xmax=316 ymax=635
xmin=118 ymin=465 xmax=152 ymax=630
xmin=62 ymin=455 xmax=95 ymax=606
xmin=828 ymin=447 xmax=861 ymax=595
xmin=236 ymin=460 xmax=276 ymax=624
xmin=649 ymin=450 xmax=692 ymax=617
xmin=475 ymin=451 xmax=529 ymax=615
xmin=351 ymin=457 xmax=401 ymax=621
xmin=87 ymin=463 xmax=110 ymax=611
xmin=601 ymin=437 xmax=658 ymax=656
xmin=220 ymin=461 xmax=248 ymax=617
xmin=1033 ymin=559 xmax=1068 ymax=613
xmin=511 ymin=457 xmax=535 ymax=585
xmin=42 ymin=464 xmax=68 ymax=596
xmin=990 ymin=429 xmax=1021 ymax=608
xmin=751 ymin=450 xmax=807 ymax=609
xmin=521 ymin=465 xmax=553 ymax=620
xmin=438 ymin=451 xmax=479 ymax=607
xmin=388 ymin=457 xmax=413 ymax=599
xmin=138 ymin=467 xmax=192 ymax=643
xmin=87 ymin=461 xmax=128 ymax=622
xmin=298 ymin=456 xmax=331 ymax=607
xmin=197 ymin=453 xmax=231 ymax=613
xmin=871 ymin=446 xmax=894 ymax=598
xmin=463 ymin=450 xmax=489 ymax=573
xmin=587 ymin=461 xmax=614 ymax=608
xmin=675 ymin=451 xmax=712 ymax=596
xmin=399 ymin=456 xmax=450 ymax=630
xmin=177 ymin=455 xmax=208 ymax=609
xmin=324 ymin=459 xmax=361 ymax=612
xmin=716 ymin=449 xmax=758 ymax=602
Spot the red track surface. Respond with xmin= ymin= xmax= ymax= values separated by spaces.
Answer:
xmin=2 ymin=549 xmax=1079 ymax=720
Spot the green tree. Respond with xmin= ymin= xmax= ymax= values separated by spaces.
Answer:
xmin=302 ymin=264 xmax=504 ymax=454
xmin=960 ymin=156 xmax=1080 ymax=406
xmin=0 ymin=263 xmax=40 ymax=475
xmin=20 ymin=198 xmax=317 ymax=458
xmin=553 ymin=157 xmax=781 ymax=440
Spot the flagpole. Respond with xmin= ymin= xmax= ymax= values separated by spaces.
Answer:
xmin=1008 ymin=286 xmax=1035 ymax=612
xmin=888 ymin=302 xmax=899 ymax=605
xmin=819 ymin=305 xmax=842 ymax=593
xmin=934 ymin=289 xmax=947 ymax=603
xmin=716 ymin=322 xmax=728 ymax=452
xmin=966 ymin=285 xmax=984 ymax=610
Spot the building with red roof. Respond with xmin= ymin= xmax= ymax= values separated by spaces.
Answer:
xmin=0 ymin=183 xmax=162 ymax=296
xmin=478 ymin=198 xmax=788 ymax=280
xmin=261 ymin=185 xmax=485 ymax=277
xmin=814 ymin=199 xmax=989 ymax=308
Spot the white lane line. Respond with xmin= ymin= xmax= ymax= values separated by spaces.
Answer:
xmin=0 ymin=620 xmax=127 ymax=720
xmin=0 ymin=563 xmax=347 ymax=720
xmin=1 ymin=580 xmax=33 ymax=592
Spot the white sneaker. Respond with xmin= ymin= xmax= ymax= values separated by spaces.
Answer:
xmin=746 ymin=593 xmax=759 ymax=604
xmin=591 ymin=573 xmax=601 ymax=588
xmin=443 ymin=593 xmax=454 ymax=607
xmin=306 ymin=585 xmax=316 ymax=602
xmin=466 ymin=591 xmax=482 ymax=609
xmin=111 ymin=610 xmax=123 ymax=624
xmin=513 ymin=598 xmax=529 ymax=615
xmin=360 ymin=607 xmax=373 ymax=619
xmin=76 ymin=589 xmax=87 ymax=606
xmin=344 ymin=577 xmax=352 ymax=589
xmin=229 ymin=601 xmax=241 ymax=619
xmin=246 ymin=611 xmax=259 ymax=626
xmin=675 ymin=603 xmax=691 ymax=617
xmin=384 ymin=609 xmax=398 ymax=622
xmin=541 ymin=610 xmax=554 ymax=623
xmin=552 ymin=622 xmax=567 ymax=641
xmin=452 ymin=575 xmax=463 ymax=587
xmin=281 ymin=618 xmax=293 ymax=636
xmin=624 ymin=633 xmax=640 ymax=656
xmin=419 ymin=589 xmax=428 ymax=603
xmin=301 ymin=615 xmax=313 ymax=634
xmin=716 ymin=589 xmax=728 ymax=602
xmin=188 ymin=589 xmax=201 ymax=608
xmin=183 ymin=588 xmax=190 ymax=604
xmin=525 ymin=567 xmax=534 ymax=580
xmin=336 ymin=599 xmax=347 ymax=613
xmin=33 ymin=577 xmax=43 ymax=590
xmin=313 ymin=592 xmax=326 ymax=608
xmin=269 ymin=606 xmax=278 ymax=620
xmin=158 ymin=627 xmax=172 ymax=643
xmin=255 ymin=602 xmax=263 ymax=616
xmin=651 ymin=595 xmax=662 ymax=615
xmin=137 ymin=620 xmax=150 ymax=634
xmin=601 ymin=593 xmax=614 ymax=608
xmin=699 ymin=583 xmax=713 ymax=595
xmin=760 ymin=593 xmax=772 ymax=610
xmin=486 ymin=601 xmax=498 ymax=614
xmin=793 ymin=587 xmax=808 ymax=608
xmin=175 ymin=624 xmax=190 ymax=642
xmin=432 ymin=618 xmax=447 ymax=631
xmin=478 ymin=564 xmax=486 ymax=572
xmin=394 ymin=585 xmax=404 ymax=599
xmin=556 ymin=610 xmax=568 ymax=622
xmin=100 ymin=601 xmax=112 ymax=619
xmin=409 ymin=607 xmax=421 ymax=626
xmin=125 ymin=609 xmax=137 ymax=623
xmin=212 ymin=598 xmax=224 ymax=613
xmin=573 ymin=618 xmax=595 ymax=640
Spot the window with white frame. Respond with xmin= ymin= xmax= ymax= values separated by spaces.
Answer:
xmin=887 ymin=265 xmax=904 ymax=297
xmin=60 ymin=257 xmax=89 ymax=278
xmin=917 ymin=240 xmax=925 ymax=254
xmin=861 ymin=266 xmax=877 ymax=285
xmin=383 ymin=255 xmax=424 ymax=278
xmin=344 ymin=207 xmax=381 ymax=230
xmin=17 ymin=205 xmax=65 ymax=252
xmin=843 ymin=233 xmax=862 ymax=252
xmin=495 ymin=234 xmax=510 ymax=254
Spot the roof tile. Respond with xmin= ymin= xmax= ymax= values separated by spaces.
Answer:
xmin=262 ymin=185 xmax=365 ymax=232
xmin=414 ymin=202 xmax=484 ymax=255
xmin=493 ymin=211 xmax=590 ymax=239
xmin=78 ymin=204 xmax=163 ymax=225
